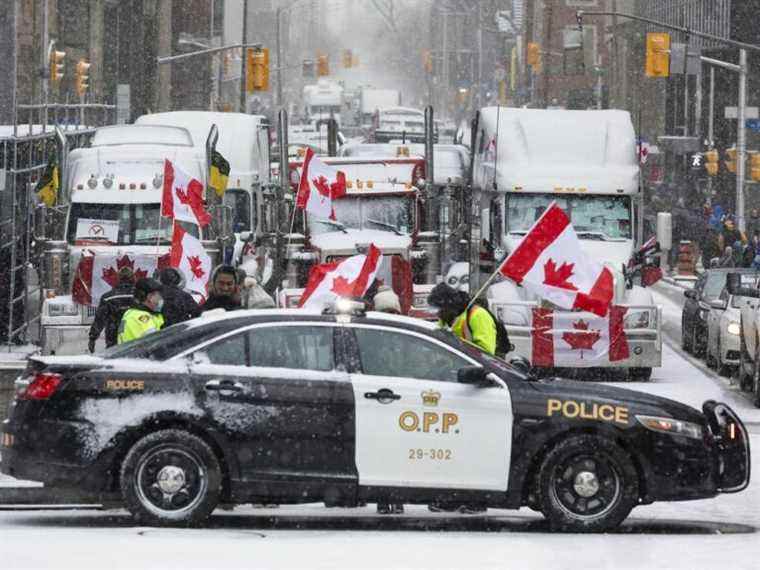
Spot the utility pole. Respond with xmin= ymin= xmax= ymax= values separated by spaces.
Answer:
xmin=442 ymin=11 xmax=448 ymax=116
xmin=276 ymin=6 xmax=283 ymax=107
xmin=240 ymin=0 xmax=248 ymax=113
xmin=41 ymin=0 xmax=49 ymax=125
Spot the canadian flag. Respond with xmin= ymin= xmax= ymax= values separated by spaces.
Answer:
xmin=299 ymin=244 xmax=383 ymax=310
xmin=296 ymin=148 xmax=347 ymax=220
xmin=170 ymin=225 xmax=212 ymax=300
xmin=498 ymin=202 xmax=614 ymax=317
xmin=531 ymin=306 xmax=630 ymax=367
xmin=162 ymin=159 xmax=211 ymax=227
xmin=72 ymin=253 xmax=169 ymax=306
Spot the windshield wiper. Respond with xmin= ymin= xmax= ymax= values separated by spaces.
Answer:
xmin=509 ymin=231 xmax=527 ymax=236
xmin=367 ymin=218 xmax=402 ymax=235
xmin=576 ymin=231 xmax=609 ymax=241
xmin=133 ymin=236 xmax=170 ymax=244
xmin=316 ymin=219 xmax=348 ymax=234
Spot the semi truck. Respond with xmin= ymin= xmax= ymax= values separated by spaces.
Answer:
xmin=470 ymin=107 xmax=662 ymax=379
xmin=302 ymin=79 xmax=344 ymax=129
xmin=36 ymin=124 xmax=229 ymax=355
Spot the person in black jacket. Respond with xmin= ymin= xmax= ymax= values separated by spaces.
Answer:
xmin=88 ymin=266 xmax=135 ymax=352
xmin=202 ymin=264 xmax=243 ymax=312
xmin=158 ymin=267 xmax=202 ymax=327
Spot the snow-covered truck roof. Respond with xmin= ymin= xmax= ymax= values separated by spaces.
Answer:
xmin=477 ymin=107 xmax=639 ymax=195
xmin=67 ymin=142 xmax=206 ymax=201
xmin=91 ymin=124 xmax=194 ymax=147
xmin=135 ymin=111 xmax=269 ymax=187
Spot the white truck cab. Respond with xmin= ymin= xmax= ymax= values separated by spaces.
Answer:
xmin=471 ymin=107 xmax=661 ymax=379
xmin=39 ymin=124 xmax=207 ymax=354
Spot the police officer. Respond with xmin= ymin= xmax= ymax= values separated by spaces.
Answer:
xmin=202 ymin=265 xmax=243 ymax=312
xmin=88 ymin=266 xmax=135 ymax=352
xmin=427 ymin=282 xmax=496 ymax=355
xmin=118 ymin=278 xmax=165 ymax=344
xmin=158 ymin=267 xmax=201 ymax=327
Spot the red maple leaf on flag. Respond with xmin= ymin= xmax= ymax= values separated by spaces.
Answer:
xmin=175 ymin=185 xmax=192 ymax=205
xmin=562 ymin=319 xmax=601 ymax=359
xmin=187 ymin=255 xmax=206 ymax=279
xmin=102 ymin=255 xmax=145 ymax=288
xmin=330 ymin=275 xmax=360 ymax=297
xmin=312 ymin=175 xmax=333 ymax=199
xmin=543 ymin=258 xmax=578 ymax=291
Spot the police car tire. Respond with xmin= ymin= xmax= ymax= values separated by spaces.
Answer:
xmin=120 ymin=429 xmax=222 ymax=527
xmin=536 ymin=435 xmax=639 ymax=533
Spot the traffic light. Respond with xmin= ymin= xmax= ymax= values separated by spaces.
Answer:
xmin=317 ymin=53 xmax=329 ymax=76
xmin=352 ymin=53 xmax=360 ymax=67
xmin=527 ymin=42 xmax=541 ymax=68
xmin=422 ymin=49 xmax=433 ymax=74
xmin=49 ymin=48 xmax=66 ymax=84
xmin=750 ymin=151 xmax=760 ymax=182
xmin=75 ymin=60 xmax=91 ymax=97
xmin=246 ymin=47 xmax=269 ymax=92
xmin=645 ymin=32 xmax=670 ymax=78
xmin=725 ymin=148 xmax=737 ymax=174
xmin=342 ymin=49 xmax=353 ymax=69
xmin=704 ymin=149 xmax=719 ymax=176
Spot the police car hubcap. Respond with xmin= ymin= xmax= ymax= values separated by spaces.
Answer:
xmin=156 ymin=465 xmax=186 ymax=494
xmin=573 ymin=471 xmax=600 ymax=498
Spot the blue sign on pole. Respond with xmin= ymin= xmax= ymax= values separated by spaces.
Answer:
xmin=746 ymin=118 xmax=760 ymax=131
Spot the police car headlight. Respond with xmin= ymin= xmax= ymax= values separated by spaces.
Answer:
xmin=636 ymin=415 xmax=703 ymax=440
xmin=727 ymin=322 xmax=741 ymax=336
xmin=624 ymin=310 xmax=650 ymax=329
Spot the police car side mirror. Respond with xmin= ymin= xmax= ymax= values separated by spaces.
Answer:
xmin=457 ymin=366 xmax=489 ymax=386
xmin=509 ymin=356 xmax=532 ymax=376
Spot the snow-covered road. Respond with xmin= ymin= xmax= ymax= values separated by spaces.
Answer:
xmin=1 ymin=283 xmax=758 ymax=570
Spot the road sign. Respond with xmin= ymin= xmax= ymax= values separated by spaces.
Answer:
xmin=725 ymin=106 xmax=759 ymax=119
xmin=747 ymin=118 xmax=760 ymax=131
xmin=116 ymin=84 xmax=131 ymax=125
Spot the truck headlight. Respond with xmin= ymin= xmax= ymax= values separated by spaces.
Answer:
xmin=727 ymin=322 xmax=741 ymax=336
xmin=636 ymin=414 xmax=703 ymax=440
xmin=624 ymin=310 xmax=650 ymax=329
xmin=47 ymin=302 xmax=79 ymax=317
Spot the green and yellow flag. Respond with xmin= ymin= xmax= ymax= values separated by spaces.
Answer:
xmin=35 ymin=160 xmax=59 ymax=207
xmin=210 ymin=150 xmax=230 ymax=198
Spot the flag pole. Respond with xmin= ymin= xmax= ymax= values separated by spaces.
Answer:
xmin=156 ymin=208 xmax=164 ymax=255
xmin=465 ymin=261 xmax=504 ymax=311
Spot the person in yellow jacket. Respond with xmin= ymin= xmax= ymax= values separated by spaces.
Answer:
xmin=118 ymin=278 xmax=165 ymax=344
xmin=427 ymin=282 xmax=496 ymax=355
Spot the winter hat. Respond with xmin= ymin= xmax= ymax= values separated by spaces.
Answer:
xmin=159 ymin=267 xmax=183 ymax=288
xmin=374 ymin=286 xmax=401 ymax=314
xmin=117 ymin=266 xmax=135 ymax=283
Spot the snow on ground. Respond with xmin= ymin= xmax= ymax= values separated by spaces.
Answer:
xmin=1 ymin=281 xmax=758 ymax=570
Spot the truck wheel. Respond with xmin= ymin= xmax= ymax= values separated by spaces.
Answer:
xmin=120 ymin=429 xmax=222 ymax=527
xmin=628 ymin=367 xmax=652 ymax=382
xmin=535 ymin=435 xmax=639 ymax=532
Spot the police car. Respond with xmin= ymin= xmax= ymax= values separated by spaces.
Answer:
xmin=0 ymin=303 xmax=750 ymax=531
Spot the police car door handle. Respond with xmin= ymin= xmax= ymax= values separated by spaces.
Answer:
xmin=205 ymin=380 xmax=244 ymax=392
xmin=364 ymin=389 xmax=401 ymax=402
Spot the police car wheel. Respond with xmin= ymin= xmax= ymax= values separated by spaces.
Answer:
xmin=537 ymin=435 xmax=638 ymax=532
xmin=120 ymin=429 xmax=222 ymax=527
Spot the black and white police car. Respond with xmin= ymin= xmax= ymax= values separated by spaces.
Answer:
xmin=1 ymin=302 xmax=750 ymax=531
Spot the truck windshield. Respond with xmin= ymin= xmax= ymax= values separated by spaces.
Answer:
xmin=507 ymin=194 xmax=632 ymax=240
xmin=308 ymin=195 xmax=413 ymax=235
xmin=67 ymin=203 xmax=199 ymax=245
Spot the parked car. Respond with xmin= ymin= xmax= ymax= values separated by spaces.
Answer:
xmin=682 ymin=270 xmax=732 ymax=355
xmin=705 ymin=270 xmax=760 ymax=376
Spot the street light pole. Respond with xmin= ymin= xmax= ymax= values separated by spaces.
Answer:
xmin=276 ymin=6 xmax=283 ymax=107
xmin=737 ymin=49 xmax=748 ymax=233
xmin=240 ymin=0 xmax=248 ymax=113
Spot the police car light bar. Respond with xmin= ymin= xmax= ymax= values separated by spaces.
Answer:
xmin=323 ymin=298 xmax=367 ymax=316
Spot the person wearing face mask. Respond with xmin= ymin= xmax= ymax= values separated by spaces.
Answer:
xmin=117 ymin=278 xmax=165 ymax=344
